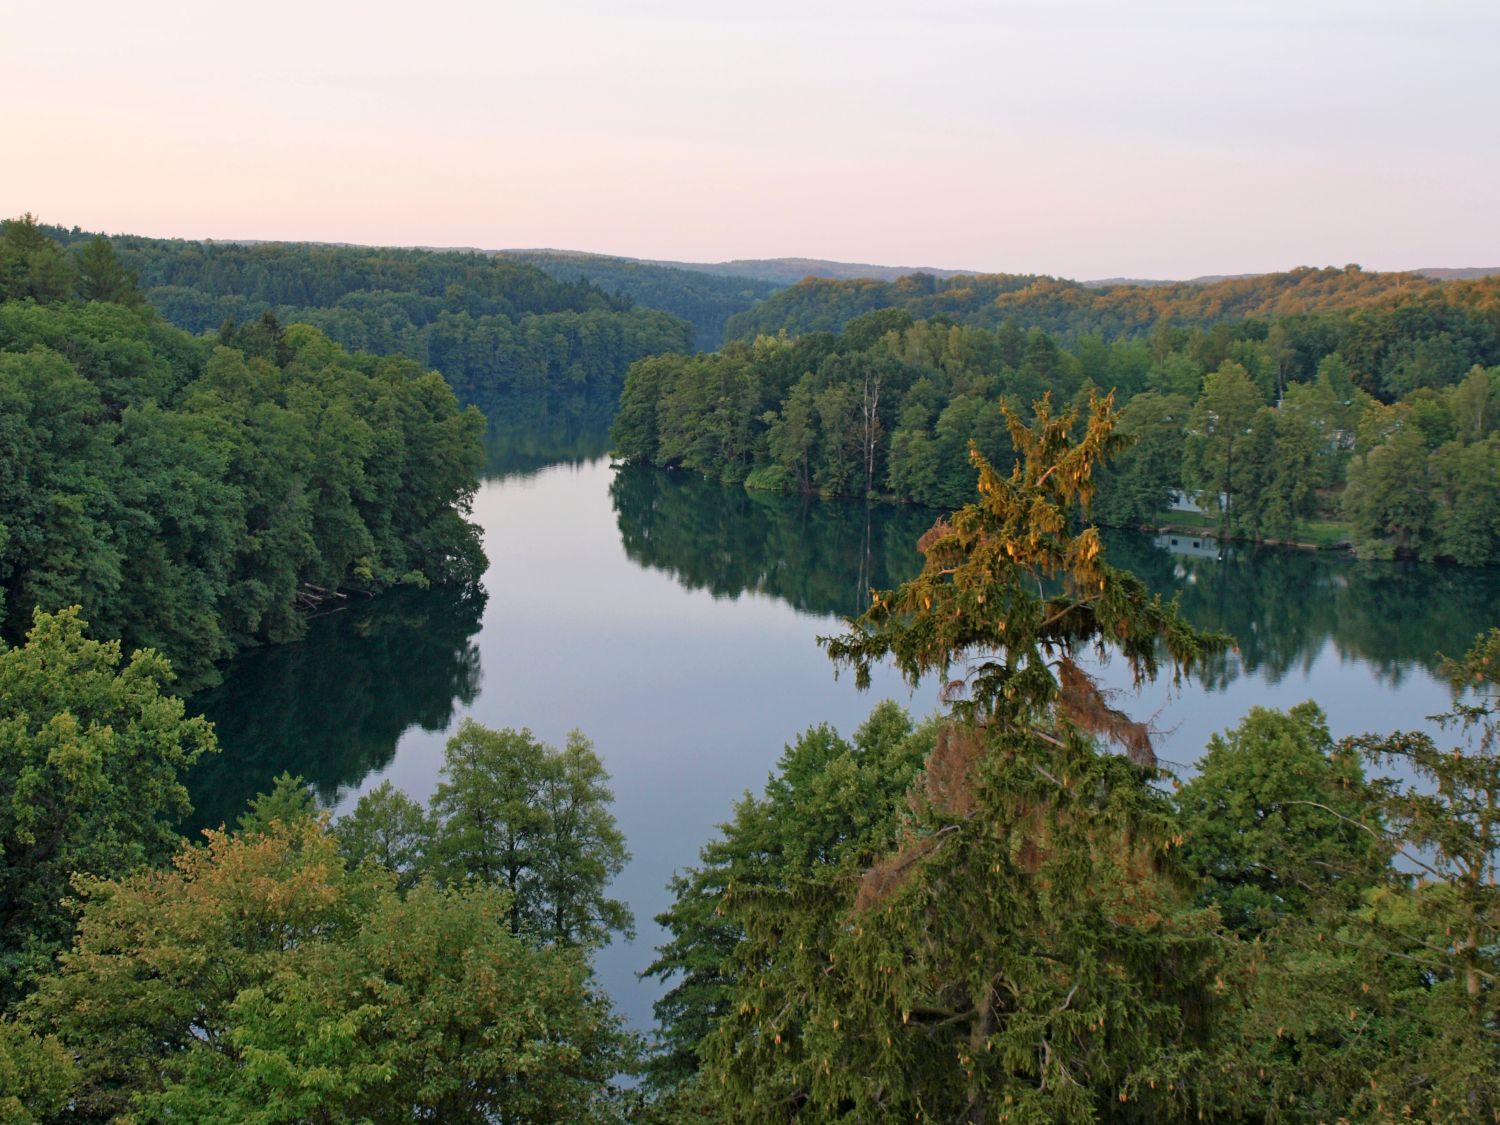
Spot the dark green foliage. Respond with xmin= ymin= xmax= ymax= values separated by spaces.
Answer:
xmin=1328 ymin=630 xmax=1500 ymax=1117
xmin=331 ymin=721 xmax=633 ymax=949
xmin=621 ymin=281 xmax=1500 ymax=562
xmin=332 ymin=781 xmax=435 ymax=892
xmin=235 ymin=771 xmax=318 ymax=834
xmin=1222 ymin=631 xmax=1500 ymax=1120
xmin=0 ymin=244 xmax=488 ymax=687
xmin=0 ymin=608 xmax=216 ymax=1006
xmin=612 ymin=318 xmax=1028 ymax=506
xmin=621 ymin=252 xmax=1500 ymax=566
xmin=1091 ymin=391 xmax=1192 ymax=526
xmin=642 ymin=702 xmax=936 ymax=1092
xmin=0 ymin=216 xmax=74 ymax=306
xmin=1175 ymin=703 xmax=1385 ymax=933
xmin=422 ymin=304 xmax=691 ymax=419
xmin=644 ymin=398 xmax=1237 ymax=1120
xmin=501 ymin=250 xmax=783 ymax=350
xmin=696 ymin=722 xmax=1231 ymax=1123
xmin=613 ymin=348 xmax=763 ymax=482
xmin=1182 ymin=360 xmax=1266 ymax=536
xmin=38 ymin=222 xmax=694 ymax=418
xmin=1427 ymin=434 xmax=1500 ymax=564
xmin=1343 ymin=425 xmax=1436 ymax=559
xmin=640 ymin=379 xmax=1500 ymax=1120
xmin=1341 ymin=367 xmax=1500 ymax=561
xmin=72 ymin=237 xmax=144 ymax=308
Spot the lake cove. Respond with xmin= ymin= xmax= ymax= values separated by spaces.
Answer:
xmin=189 ymin=449 xmax=1500 ymax=1031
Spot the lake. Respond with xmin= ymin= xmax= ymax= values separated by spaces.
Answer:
xmin=187 ymin=443 xmax=1500 ymax=1033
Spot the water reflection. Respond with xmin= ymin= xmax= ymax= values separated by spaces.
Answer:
xmin=1102 ymin=532 xmax=1500 ymax=690
xmin=479 ymin=399 xmax=613 ymax=482
xmin=184 ymin=453 xmax=1499 ymax=1034
xmin=610 ymin=465 xmax=1500 ymax=690
xmin=184 ymin=587 xmax=485 ymax=831
xmin=610 ymin=466 xmax=933 ymax=620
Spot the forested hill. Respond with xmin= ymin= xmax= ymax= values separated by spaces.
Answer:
xmin=496 ymin=251 xmax=989 ymax=349
xmin=1 ymin=216 xmax=489 ymax=689
xmin=500 ymin=250 xmax=782 ymax=350
xmin=723 ymin=264 xmax=1500 ymax=343
xmin=638 ymin=255 xmax=977 ymax=285
xmin=38 ymin=224 xmax=693 ymax=417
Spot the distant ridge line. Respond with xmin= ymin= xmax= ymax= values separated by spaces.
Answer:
xmin=500 ymin=250 xmax=976 ymax=285
xmin=501 ymin=250 xmax=1500 ymax=288
xmin=47 ymin=227 xmax=1500 ymax=288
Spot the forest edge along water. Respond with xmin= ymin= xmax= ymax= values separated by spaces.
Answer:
xmin=185 ymin=433 xmax=1500 ymax=1032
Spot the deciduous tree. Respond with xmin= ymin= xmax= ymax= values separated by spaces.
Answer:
xmin=19 ymin=817 xmax=630 ymax=1123
xmin=1183 ymin=359 xmax=1264 ymax=538
xmin=430 ymin=720 xmax=632 ymax=946
xmin=0 ymin=608 xmax=216 ymax=1005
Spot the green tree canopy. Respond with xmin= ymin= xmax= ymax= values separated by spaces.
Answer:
xmin=73 ymin=237 xmax=144 ymax=308
xmin=1182 ymin=359 xmax=1264 ymax=536
xmin=1332 ymin=628 xmax=1500 ymax=1115
xmin=0 ymin=216 xmax=74 ymax=305
xmin=333 ymin=780 xmax=435 ymax=892
xmin=0 ymin=273 xmax=488 ymax=688
xmin=642 ymin=702 xmax=935 ymax=1095
xmin=0 ymin=607 xmax=216 ymax=1005
xmin=1176 ymin=702 xmax=1386 ymax=934
xmin=429 ymin=721 xmax=632 ymax=947
xmin=17 ymin=816 xmax=631 ymax=1123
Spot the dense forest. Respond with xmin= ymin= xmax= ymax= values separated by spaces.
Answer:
xmin=0 ymin=615 xmax=641 ymax=1120
xmin=0 ymin=212 xmax=648 ymax=1121
xmin=634 ymin=400 xmax=1500 ymax=1121
xmin=0 ymin=215 xmax=489 ymax=687
xmin=500 ymin=250 xmax=782 ymax=351
xmin=37 ymin=223 xmax=693 ymax=420
xmin=2 ymin=226 xmax=1500 ymax=1110
xmin=723 ymin=264 xmax=1500 ymax=342
xmin=652 ymin=255 xmax=974 ymax=285
xmin=614 ymin=295 xmax=1500 ymax=563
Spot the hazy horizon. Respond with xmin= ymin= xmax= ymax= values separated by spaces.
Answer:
xmin=5 ymin=0 xmax=1497 ymax=278
xmin=23 ymin=227 xmax=1499 ymax=284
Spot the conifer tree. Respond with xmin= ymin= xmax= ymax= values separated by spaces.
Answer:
xmin=1332 ymin=628 xmax=1500 ymax=1116
xmin=823 ymin=391 xmax=1221 ymax=739
xmin=686 ymin=395 xmax=1234 ymax=1121
xmin=73 ymin=236 xmax=144 ymax=308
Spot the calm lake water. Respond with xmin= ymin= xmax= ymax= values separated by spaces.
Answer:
xmin=187 ymin=446 xmax=1500 ymax=1032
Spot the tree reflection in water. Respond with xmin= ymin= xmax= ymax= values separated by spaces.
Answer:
xmin=611 ymin=464 xmax=1500 ymax=691
xmin=185 ymin=587 xmax=485 ymax=831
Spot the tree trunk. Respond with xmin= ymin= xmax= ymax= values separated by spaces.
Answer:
xmin=966 ymin=979 xmax=996 ymax=1123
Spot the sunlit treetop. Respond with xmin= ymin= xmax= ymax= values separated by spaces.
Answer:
xmin=822 ymin=391 xmax=1227 ymax=751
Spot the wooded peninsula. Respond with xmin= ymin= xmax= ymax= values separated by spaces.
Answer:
xmin=614 ymin=271 xmax=1500 ymax=564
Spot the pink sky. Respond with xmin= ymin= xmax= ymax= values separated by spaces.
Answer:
xmin=4 ymin=0 xmax=1497 ymax=278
